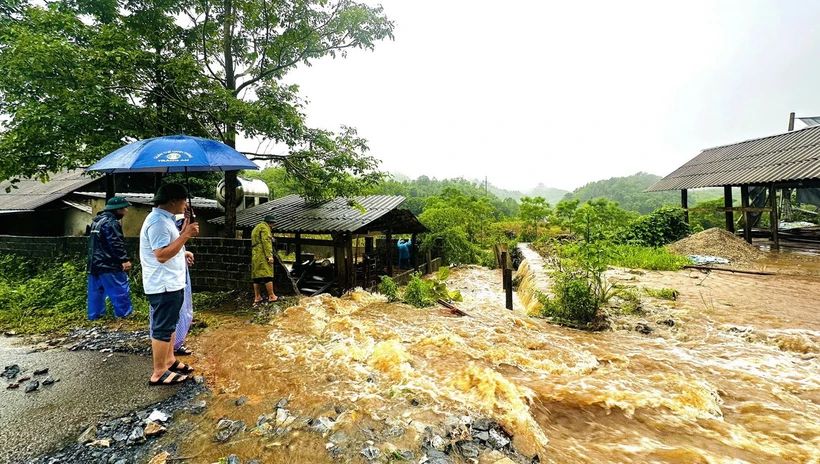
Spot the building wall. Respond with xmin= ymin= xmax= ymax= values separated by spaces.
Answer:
xmin=63 ymin=208 xmax=92 ymax=236
xmin=90 ymin=199 xmax=223 ymax=238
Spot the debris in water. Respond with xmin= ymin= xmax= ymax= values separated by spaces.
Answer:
xmin=33 ymin=368 xmax=48 ymax=376
xmin=77 ymin=426 xmax=97 ymax=444
xmin=147 ymin=451 xmax=169 ymax=464
xmin=146 ymin=410 xmax=169 ymax=423
xmin=24 ymin=380 xmax=39 ymax=393
xmin=635 ymin=323 xmax=654 ymax=334
xmin=668 ymin=228 xmax=761 ymax=264
xmin=1 ymin=364 xmax=20 ymax=379
xmin=144 ymin=421 xmax=166 ymax=436
xmin=235 ymin=395 xmax=248 ymax=406
xmin=41 ymin=376 xmax=55 ymax=385
xmin=360 ymin=446 xmax=380 ymax=460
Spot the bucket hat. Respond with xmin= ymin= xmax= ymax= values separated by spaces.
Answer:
xmin=104 ymin=196 xmax=132 ymax=211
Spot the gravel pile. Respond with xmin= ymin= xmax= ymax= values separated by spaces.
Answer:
xmin=667 ymin=228 xmax=762 ymax=264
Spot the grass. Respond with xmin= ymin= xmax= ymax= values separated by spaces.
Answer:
xmin=605 ymin=244 xmax=692 ymax=271
xmin=641 ymin=287 xmax=679 ymax=300
xmin=0 ymin=253 xmax=237 ymax=335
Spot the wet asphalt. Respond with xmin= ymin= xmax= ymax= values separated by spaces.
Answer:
xmin=0 ymin=337 xmax=178 ymax=463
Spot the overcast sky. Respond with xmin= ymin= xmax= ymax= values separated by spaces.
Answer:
xmin=254 ymin=0 xmax=820 ymax=192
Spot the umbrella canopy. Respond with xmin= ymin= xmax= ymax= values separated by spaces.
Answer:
xmin=87 ymin=134 xmax=258 ymax=173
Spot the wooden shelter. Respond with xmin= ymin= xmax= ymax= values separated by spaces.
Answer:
xmin=210 ymin=194 xmax=428 ymax=293
xmin=648 ymin=124 xmax=820 ymax=250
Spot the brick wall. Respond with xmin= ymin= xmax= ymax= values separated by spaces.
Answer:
xmin=0 ymin=235 xmax=289 ymax=294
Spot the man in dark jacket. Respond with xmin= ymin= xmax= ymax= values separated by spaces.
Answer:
xmin=87 ymin=196 xmax=134 ymax=320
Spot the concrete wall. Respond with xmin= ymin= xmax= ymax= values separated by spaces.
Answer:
xmin=89 ymin=199 xmax=223 ymax=238
xmin=63 ymin=208 xmax=92 ymax=236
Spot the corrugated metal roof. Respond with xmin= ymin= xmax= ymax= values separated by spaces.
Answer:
xmin=209 ymin=194 xmax=419 ymax=234
xmin=0 ymin=170 xmax=100 ymax=211
xmin=76 ymin=192 xmax=220 ymax=210
xmin=648 ymin=125 xmax=820 ymax=192
xmin=62 ymin=199 xmax=92 ymax=214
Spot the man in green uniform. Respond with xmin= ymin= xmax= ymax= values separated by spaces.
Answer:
xmin=251 ymin=215 xmax=278 ymax=305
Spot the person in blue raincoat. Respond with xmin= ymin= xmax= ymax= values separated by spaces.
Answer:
xmin=87 ymin=197 xmax=134 ymax=320
xmin=397 ymin=238 xmax=412 ymax=269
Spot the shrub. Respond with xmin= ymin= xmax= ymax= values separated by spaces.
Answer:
xmin=620 ymin=206 xmax=690 ymax=247
xmin=607 ymin=244 xmax=692 ymax=271
xmin=378 ymin=276 xmax=399 ymax=302
xmin=642 ymin=287 xmax=679 ymax=300
xmin=403 ymin=274 xmax=434 ymax=308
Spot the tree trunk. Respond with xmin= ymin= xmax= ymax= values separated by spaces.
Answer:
xmin=222 ymin=0 xmax=238 ymax=238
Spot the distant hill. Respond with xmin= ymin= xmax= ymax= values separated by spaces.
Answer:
xmin=562 ymin=172 xmax=724 ymax=214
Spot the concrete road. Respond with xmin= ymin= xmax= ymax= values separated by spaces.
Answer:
xmin=0 ymin=337 xmax=177 ymax=463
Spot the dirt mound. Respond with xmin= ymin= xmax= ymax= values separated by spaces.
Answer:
xmin=667 ymin=228 xmax=762 ymax=264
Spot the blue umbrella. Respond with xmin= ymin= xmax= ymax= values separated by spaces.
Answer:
xmin=87 ymin=134 xmax=258 ymax=173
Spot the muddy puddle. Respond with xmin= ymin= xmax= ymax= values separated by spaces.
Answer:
xmin=178 ymin=250 xmax=820 ymax=463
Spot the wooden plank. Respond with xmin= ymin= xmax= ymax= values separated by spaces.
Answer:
xmin=741 ymin=185 xmax=751 ymax=243
xmin=724 ymin=186 xmax=734 ymax=233
xmin=683 ymin=265 xmax=775 ymax=276
xmin=681 ymin=189 xmax=689 ymax=223
xmin=770 ymin=184 xmax=779 ymax=250
xmin=274 ymin=236 xmax=334 ymax=247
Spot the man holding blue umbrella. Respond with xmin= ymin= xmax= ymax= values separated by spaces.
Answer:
xmin=140 ymin=183 xmax=199 ymax=386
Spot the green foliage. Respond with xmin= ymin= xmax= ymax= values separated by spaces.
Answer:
xmin=557 ymin=242 xmax=691 ymax=271
xmin=571 ymin=198 xmax=638 ymax=242
xmin=377 ymin=276 xmax=399 ymax=302
xmin=519 ymin=196 xmax=551 ymax=237
xmin=689 ymin=198 xmax=736 ymax=232
xmin=192 ymin=291 xmax=233 ymax=310
xmin=402 ymin=274 xmax=433 ymax=308
xmin=615 ymin=286 xmax=643 ymax=315
xmin=417 ymin=188 xmax=494 ymax=265
xmin=641 ymin=287 xmax=679 ymax=300
xmin=562 ymin=172 xmax=726 ymax=215
xmin=0 ymin=254 xmax=149 ymax=334
xmin=535 ymin=241 xmax=614 ymax=326
xmin=0 ymin=1 xmax=393 ymax=203
xmin=620 ymin=206 xmax=690 ymax=247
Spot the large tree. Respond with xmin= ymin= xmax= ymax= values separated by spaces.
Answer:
xmin=0 ymin=0 xmax=393 ymax=233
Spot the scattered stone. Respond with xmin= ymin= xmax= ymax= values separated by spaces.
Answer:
xmin=430 ymin=434 xmax=448 ymax=451
xmin=193 ymin=375 xmax=205 ymax=384
xmin=6 ymin=383 xmax=18 ymax=389
xmin=327 ymin=445 xmax=344 ymax=459
xmin=4 ymin=330 xmax=17 ymax=336
xmin=326 ymin=374 xmax=338 ymax=382
xmin=148 ymin=451 xmax=170 ymax=464
xmin=146 ymin=409 xmax=169 ymax=423
xmin=87 ymin=438 xmax=112 ymax=448
xmin=395 ymin=450 xmax=415 ymax=461
xmin=383 ymin=424 xmax=405 ymax=439
xmin=410 ymin=398 xmax=420 ymax=406
xmin=329 ymin=431 xmax=350 ymax=444
xmin=33 ymin=368 xmax=49 ymax=376
xmin=217 ymin=418 xmax=234 ymax=430
xmin=457 ymin=441 xmax=480 ymax=459
xmin=235 ymin=396 xmax=248 ymax=406
xmin=189 ymin=400 xmax=207 ymax=415
xmin=226 ymin=454 xmax=242 ymax=464
xmin=42 ymin=376 xmax=55 ymax=386
xmin=215 ymin=420 xmax=246 ymax=442
xmin=77 ymin=426 xmax=98 ymax=444
xmin=257 ymin=413 xmax=273 ymax=426
xmin=475 ymin=431 xmax=490 ymax=441
xmin=311 ymin=416 xmax=335 ymax=435
xmin=274 ymin=407 xmax=289 ymax=425
xmin=1 ymin=364 xmax=20 ymax=379
xmin=144 ymin=421 xmax=167 ymax=437
xmin=424 ymin=448 xmax=452 ymax=464
xmin=19 ymin=375 xmax=31 ymax=382
xmin=492 ymin=458 xmax=516 ymax=464
xmin=360 ymin=446 xmax=380 ymax=460
xmin=127 ymin=426 xmax=146 ymax=445
xmin=658 ymin=319 xmax=675 ymax=327
xmin=487 ymin=429 xmax=510 ymax=449
xmin=635 ymin=323 xmax=653 ymax=335
xmin=112 ymin=433 xmax=129 ymax=443
xmin=250 ymin=423 xmax=272 ymax=436
xmin=472 ymin=418 xmax=494 ymax=431
xmin=248 ymin=459 xmax=262 ymax=464
xmin=276 ymin=397 xmax=288 ymax=409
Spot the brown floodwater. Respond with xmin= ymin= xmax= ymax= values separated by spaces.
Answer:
xmin=178 ymin=248 xmax=820 ymax=464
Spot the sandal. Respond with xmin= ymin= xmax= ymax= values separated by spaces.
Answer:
xmin=170 ymin=360 xmax=195 ymax=375
xmin=267 ymin=296 xmax=279 ymax=303
xmin=148 ymin=370 xmax=187 ymax=386
xmin=253 ymin=299 xmax=264 ymax=307
xmin=174 ymin=346 xmax=193 ymax=356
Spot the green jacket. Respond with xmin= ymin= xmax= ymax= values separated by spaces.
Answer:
xmin=251 ymin=222 xmax=274 ymax=279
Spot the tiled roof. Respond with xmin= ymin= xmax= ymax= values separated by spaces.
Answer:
xmin=210 ymin=194 xmax=427 ymax=234
xmin=0 ymin=170 xmax=100 ymax=211
xmin=648 ymin=125 xmax=820 ymax=191
xmin=75 ymin=192 xmax=220 ymax=210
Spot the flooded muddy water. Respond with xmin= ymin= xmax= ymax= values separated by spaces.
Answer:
xmin=181 ymin=249 xmax=820 ymax=463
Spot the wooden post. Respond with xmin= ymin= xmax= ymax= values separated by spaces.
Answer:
xmin=411 ymin=232 xmax=418 ymax=273
xmin=741 ymin=185 xmax=752 ymax=244
xmin=347 ymin=233 xmax=354 ymax=289
xmin=105 ymin=174 xmax=115 ymax=200
xmin=724 ymin=186 xmax=734 ymax=233
xmin=295 ymin=233 xmax=302 ymax=266
xmin=333 ymin=233 xmax=344 ymax=288
xmin=224 ymin=171 xmax=238 ymax=238
xmin=504 ymin=268 xmax=513 ymax=310
xmin=365 ymin=236 xmax=373 ymax=254
xmin=770 ymin=184 xmax=779 ymax=250
xmin=788 ymin=112 xmax=795 ymax=131
xmin=681 ymin=189 xmax=689 ymax=224
xmin=426 ymin=250 xmax=432 ymax=275
xmin=501 ymin=251 xmax=508 ymax=291
xmin=385 ymin=223 xmax=393 ymax=278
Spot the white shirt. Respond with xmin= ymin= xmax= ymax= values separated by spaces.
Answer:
xmin=139 ymin=207 xmax=186 ymax=294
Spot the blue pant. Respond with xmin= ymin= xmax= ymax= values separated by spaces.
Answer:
xmin=87 ymin=272 xmax=133 ymax=321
